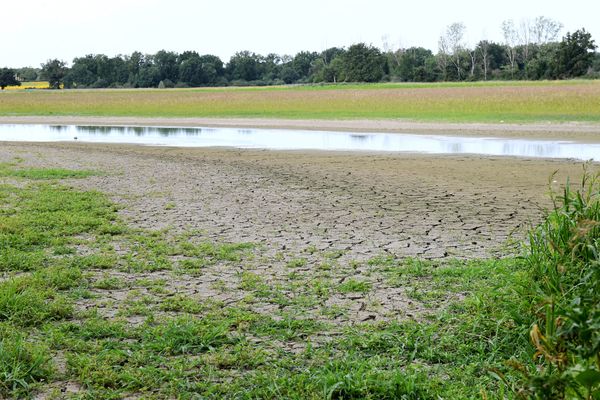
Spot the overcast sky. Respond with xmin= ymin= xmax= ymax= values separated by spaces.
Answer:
xmin=2 ymin=0 xmax=599 ymax=67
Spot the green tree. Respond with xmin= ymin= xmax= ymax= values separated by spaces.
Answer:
xmin=396 ymin=47 xmax=437 ymax=81
xmin=154 ymin=50 xmax=179 ymax=83
xmin=226 ymin=51 xmax=267 ymax=83
xmin=342 ymin=43 xmax=386 ymax=82
xmin=525 ymin=42 xmax=560 ymax=80
xmin=0 ymin=68 xmax=20 ymax=89
xmin=555 ymin=29 xmax=597 ymax=78
xmin=40 ymin=59 xmax=68 ymax=89
xmin=15 ymin=67 xmax=39 ymax=81
xmin=290 ymin=51 xmax=319 ymax=82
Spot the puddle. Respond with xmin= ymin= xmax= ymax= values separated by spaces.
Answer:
xmin=1 ymin=124 xmax=599 ymax=160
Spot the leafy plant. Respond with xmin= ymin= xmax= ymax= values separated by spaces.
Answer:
xmin=506 ymin=166 xmax=600 ymax=399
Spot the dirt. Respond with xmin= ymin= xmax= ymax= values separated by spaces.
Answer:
xmin=0 ymin=141 xmax=587 ymax=260
xmin=0 ymin=139 xmax=592 ymax=327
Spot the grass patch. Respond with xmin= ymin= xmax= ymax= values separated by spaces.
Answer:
xmin=1 ymin=81 xmax=599 ymax=123
xmin=0 ymin=166 xmax=97 ymax=180
xmin=338 ymin=278 xmax=372 ymax=293
xmin=3 ymin=163 xmax=598 ymax=398
xmin=0 ymin=332 xmax=54 ymax=398
xmin=0 ymin=183 xmax=121 ymax=272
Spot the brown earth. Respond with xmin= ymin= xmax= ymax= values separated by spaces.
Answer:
xmin=0 ymin=140 xmax=594 ymax=328
xmin=0 ymin=141 xmax=588 ymax=260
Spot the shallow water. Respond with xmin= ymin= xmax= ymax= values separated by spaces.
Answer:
xmin=1 ymin=124 xmax=599 ymax=160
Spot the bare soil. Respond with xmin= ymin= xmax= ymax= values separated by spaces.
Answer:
xmin=0 ymin=140 xmax=592 ymax=326
xmin=0 ymin=141 xmax=587 ymax=260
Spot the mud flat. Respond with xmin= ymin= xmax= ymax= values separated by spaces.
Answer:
xmin=0 ymin=141 xmax=587 ymax=260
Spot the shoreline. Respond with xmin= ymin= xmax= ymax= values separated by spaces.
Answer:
xmin=2 ymin=115 xmax=600 ymax=142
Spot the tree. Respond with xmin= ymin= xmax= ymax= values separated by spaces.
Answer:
xmin=227 ymin=51 xmax=262 ymax=82
xmin=15 ymin=67 xmax=39 ymax=82
xmin=290 ymin=51 xmax=319 ymax=82
xmin=443 ymin=23 xmax=467 ymax=80
xmin=530 ymin=16 xmax=563 ymax=44
xmin=0 ymin=68 xmax=19 ymax=89
xmin=396 ymin=47 xmax=436 ymax=81
xmin=501 ymin=20 xmax=520 ymax=79
xmin=154 ymin=50 xmax=179 ymax=83
xmin=41 ymin=59 xmax=68 ymax=89
xmin=476 ymin=40 xmax=491 ymax=80
xmin=525 ymin=42 xmax=560 ymax=79
xmin=555 ymin=29 xmax=597 ymax=78
xmin=310 ymin=48 xmax=346 ymax=82
xmin=342 ymin=43 xmax=386 ymax=82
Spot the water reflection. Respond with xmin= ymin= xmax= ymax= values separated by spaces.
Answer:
xmin=0 ymin=124 xmax=598 ymax=161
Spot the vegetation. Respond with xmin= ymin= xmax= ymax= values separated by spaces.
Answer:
xmin=0 ymin=68 xmax=19 ymax=90
xmin=3 ymin=17 xmax=597 ymax=89
xmin=501 ymin=168 xmax=600 ymax=398
xmin=40 ymin=59 xmax=68 ymax=90
xmin=0 ymin=157 xmax=598 ymax=398
xmin=1 ymin=80 xmax=599 ymax=123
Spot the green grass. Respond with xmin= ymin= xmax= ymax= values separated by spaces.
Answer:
xmin=1 ymin=80 xmax=599 ymax=123
xmin=501 ymin=167 xmax=600 ymax=398
xmin=0 ymin=332 xmax=54 ymax=398
xmin=4 ymin=163 xmax=599 ymax=398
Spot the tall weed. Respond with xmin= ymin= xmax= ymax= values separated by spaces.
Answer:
xmin=509 ymin=166 xmax=600 ymax=399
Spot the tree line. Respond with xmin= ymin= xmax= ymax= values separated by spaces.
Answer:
xmin=1 ymin=17 xmax=598 ymax=90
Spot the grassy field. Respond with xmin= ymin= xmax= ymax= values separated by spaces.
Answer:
xmin=0 ymin=160 xmax=530 ymax=399
xmin=1 ymin=157 xmax=599 ymax=398
xmin=1 ymin=80 xmax=599 ymax=123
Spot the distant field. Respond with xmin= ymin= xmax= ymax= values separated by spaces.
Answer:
xmin=4 ymin=81 xmax=50 ymax=90
xmin=1 ymin=80 xmax=599 ymax=123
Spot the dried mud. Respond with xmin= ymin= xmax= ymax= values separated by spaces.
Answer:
xmin=0 ymin=141 xmax=590 ymax=326
xmin=1 ymin=141 xmax=586 ymax=259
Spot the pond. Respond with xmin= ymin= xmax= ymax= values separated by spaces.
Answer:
xmin=0 ymin=124 xmax=599 ymax=160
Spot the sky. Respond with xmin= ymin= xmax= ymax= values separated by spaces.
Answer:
xmin=2 ymin=0 xmax=599 ymax=67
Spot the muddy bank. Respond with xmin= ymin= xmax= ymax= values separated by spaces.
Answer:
xmin=0 ymin=141 xmax=588 ymax=260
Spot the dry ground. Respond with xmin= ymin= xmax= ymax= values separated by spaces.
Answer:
xmin=1 ymin=141 xmax=586 ymax=261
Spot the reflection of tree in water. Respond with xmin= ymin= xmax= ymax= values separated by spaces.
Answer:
xmin=238 ymin=129 xmax=254 ymax=135
xmin=76 ymin=126 xmax=126 ymax=135
xmin=156 ymin=127 xmax=178 ymax=137
xmin=446 ymin=142 xmax=463 ymax=153
xmin=129 ymin=126 xmax=147 ymax=136
xmin=502 ymin=143 xmax=553 ymax=157
xmin=349 ymin=134 xmax=371 ymax=142
xmin=49 ymin=125 xmax=67 ymax=132
xmin=183 ymin=128 xmax=201 ymax=136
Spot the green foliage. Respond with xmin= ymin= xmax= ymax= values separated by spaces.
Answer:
xmin=0 ymin=68 xmax=19 ymax=90
xmin=142 ymin=316 xmax=236 ymax=355
xmin=555 ymin=29 xmax=598 ymax=78
xmin=338 ymin=278 xmax=372 ymax=293
xmin=342 ymin=43 xmax=387 ymax=82
xmin=0 ymin=333 xmax=53 ymax=398
xmin=506 ymin=166 xmax=600 ymax=398
xmin=0 ymin=273 xmax=74 ymax=326
xmin=40 ymin=59 xmax=68 ymax=89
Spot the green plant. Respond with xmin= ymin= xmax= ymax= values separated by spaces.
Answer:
xmin=0 ymin=334 xmax=53 ymax=397
xmin=506 ymin=166 xmax=600 ymax=398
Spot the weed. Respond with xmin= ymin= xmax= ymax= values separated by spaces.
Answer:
xmin=0 ymin=333 xmax=53 ymax=398
xmin=338 ymin=278 xmax=372 ymax=294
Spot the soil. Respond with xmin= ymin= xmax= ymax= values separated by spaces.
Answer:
xmin=0 ymin=136 xmax=593 ymax=327
xmin=0 ymin=141 xmax=588 ymax=260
